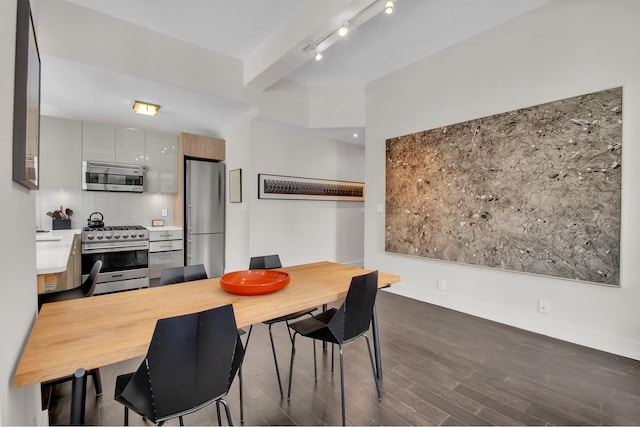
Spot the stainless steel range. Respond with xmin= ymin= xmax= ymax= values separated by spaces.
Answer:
xmin=81 ymin=225 xmax=150 ymax=295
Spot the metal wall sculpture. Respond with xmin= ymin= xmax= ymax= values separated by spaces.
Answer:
xmin=385 ymin=87 xmax=622 ymax=286
xmin=259 ymin=174 xmax=364 ymax=201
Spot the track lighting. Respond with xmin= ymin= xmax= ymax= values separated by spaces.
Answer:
xmin=338 ymin=23 xmax=349 ymax=37
xmin=304 ymin=0 xmax=396 ymax=62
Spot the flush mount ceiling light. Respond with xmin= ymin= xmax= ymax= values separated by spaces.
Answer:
xmin=384 ymin=0 xmax=394 ymax=14
xmin=132 ymin=100 xmax=160 ymax=116
xmin=314 ymin=48 xmax=323 ymax=62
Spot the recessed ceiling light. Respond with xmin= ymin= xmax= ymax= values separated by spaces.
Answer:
xmin=132 ymin=100 xmax=160 ymax=116
xmin=315 ymin=49 xmax=323 ymax=62
xmin=353 ymin=133 xmax=359 ymax=138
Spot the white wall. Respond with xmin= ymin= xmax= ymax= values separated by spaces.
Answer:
xmin=365 ymin=0 xmax=640 ymax=360
xmin=221 ymin=111 xmax=256 ymax=272
xmin=0 ymin=0 xmax=43 ymax=424
xmin=249 ymin=121 xmax=365 ymax=267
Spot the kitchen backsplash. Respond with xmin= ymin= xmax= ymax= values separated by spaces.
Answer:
xmin=36 ymin=189 xmax=175 ymax=230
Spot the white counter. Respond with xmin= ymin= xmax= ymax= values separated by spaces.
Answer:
xmin=36 ymin=229 xmax=81 ymax=275
xmin=144 ymin=225 xmax=183 ymax=231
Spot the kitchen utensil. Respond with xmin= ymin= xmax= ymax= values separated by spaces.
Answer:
xmin=46 ymin=212 xmax=54 ymax=218
xmin=87 ymin=212 xmax=104 ymax=228
xmin=60 ymin=206 xmax=66 ymax=219
xmin=65 ymin=208 xmax=73 ymax=218
xmin=52 ymin=211 xmax=63 ymax=220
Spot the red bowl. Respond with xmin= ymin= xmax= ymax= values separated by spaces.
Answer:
xmin=220 ymin=270 xmax=290 ymax=296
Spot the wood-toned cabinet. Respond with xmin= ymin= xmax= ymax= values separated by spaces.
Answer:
xmin=37 ymin=234 xmax=81 ymax=294
xmin=39 ymin=116 xmax=82 ymax=190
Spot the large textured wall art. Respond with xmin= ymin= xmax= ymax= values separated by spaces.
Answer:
xmin=385 ymin=87 xmax=622 ymax=285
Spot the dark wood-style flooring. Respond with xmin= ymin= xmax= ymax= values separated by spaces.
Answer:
xmin=43 ymin=291 xmax=640 ymax=425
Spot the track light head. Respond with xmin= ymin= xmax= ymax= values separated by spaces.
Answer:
xmin=384 ymin=0 xmax=394 ymax=14
xmin=338 ymin=23 xmax=349 ymax=37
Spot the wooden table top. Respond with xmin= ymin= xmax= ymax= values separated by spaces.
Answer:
xmin=15 ymin=261 xmax=400 ymax=388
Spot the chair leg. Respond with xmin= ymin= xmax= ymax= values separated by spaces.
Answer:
xmin=339 ymin=344 xmax=346 ymax=426
xmin=220 ymin=399 xmax=233 ymax=426
xmin=331 ymin=343 xmax=335 ymax=374
xmin=364 ymin=335 xmax=382 ymax=401
xmin=179 ymin=415 xmax=184 ymax=426
xmin=287 ymin=333 xmax=298 ymax=400
xmin=313 ymin=339 xmax=317 ymax=381
xmin=268 ymin=323 xmax=284 ymax=398
xmin=216 ymin=401 xmax=222 ymax=426
xmin=124 ymin=407 xmax=128 ymax=426
xmin=89 ymin=368 xmax=102 ymax=396
xmin=238 ymin=365 xmax=244 ymax=423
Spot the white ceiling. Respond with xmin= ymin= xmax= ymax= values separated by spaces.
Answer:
xmin=39 ymin=0 xmax=550 ymax=143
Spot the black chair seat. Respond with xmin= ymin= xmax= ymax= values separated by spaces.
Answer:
xmin=38 ymin=287 xmax=87 ymax=304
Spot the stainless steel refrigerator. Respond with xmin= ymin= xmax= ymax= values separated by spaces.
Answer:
xmin=185 ymin=159 xmax=225 ymax=277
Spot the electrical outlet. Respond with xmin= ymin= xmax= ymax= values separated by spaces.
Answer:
xmin=437 ymin=278 xmax=446 ymax=290
xmin=161 ymin=208 xmax=168 ymax=217
xmin=538 ymin=299 xmax=551 ymax=314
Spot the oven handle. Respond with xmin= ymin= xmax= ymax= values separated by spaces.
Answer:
xmin=82 ymin=242 xmax=149 ymax=253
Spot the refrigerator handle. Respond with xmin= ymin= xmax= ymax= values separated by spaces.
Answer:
xmin=187 ymin=203 xmax=193 ymax=232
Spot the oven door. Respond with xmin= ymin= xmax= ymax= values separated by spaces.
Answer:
xmin=82 ymin=241 xmax=149 ymax=293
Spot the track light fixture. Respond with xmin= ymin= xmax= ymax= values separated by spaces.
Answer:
xmin=338 ymin=23 xmax=349 ymax=37
xmin=304 ymin=0 xmax=397 ymax=62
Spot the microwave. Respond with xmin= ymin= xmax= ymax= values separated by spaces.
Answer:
xmin=82 ymin=161 xmax=145 ymax=193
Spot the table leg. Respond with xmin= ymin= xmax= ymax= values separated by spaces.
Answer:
xmin=70 ymin=368 xmax=87 ymax=425
xmin=371 ymin=303 xmax=383 ymax=380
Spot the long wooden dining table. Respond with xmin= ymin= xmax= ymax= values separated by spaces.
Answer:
xmin=15 ymin=261 xmax=400 ymax=424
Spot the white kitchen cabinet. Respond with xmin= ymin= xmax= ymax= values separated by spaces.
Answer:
xmin=148 ymin=227 xmax=183 ymax=286
xmin=82 ymin=122 xmax=116 ymax=162
xmin=116 ymin=128 xmax=145 ymax=165
xmin=39 ymin=116 xmax=82 ymax=190
xmin=145 ymin=131 xmax=178 ymax=193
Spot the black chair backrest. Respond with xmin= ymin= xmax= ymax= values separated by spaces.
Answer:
xmin=249 ymin=255 xmax=282 ymax=270
xmin=159 ymin=264 xmax=207 ymax=286
xmin=120 ymin=304 xmax=243 ymax=420
xmin=327 ymin=270 xmax=379 ymax=343
xmin=82 ymin=260 xmax=103 ymax=297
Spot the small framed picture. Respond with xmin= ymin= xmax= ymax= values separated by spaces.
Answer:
xmin=229 ymin=169 xmax=242 ymax=203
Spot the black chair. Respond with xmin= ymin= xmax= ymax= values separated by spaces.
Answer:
xmin=39 ymin=260 xmax=104 ymax=396
xmin=38 ymin=259 xmax=103 ymax=307
xmin=157 ymin=264 xmax=248 ymax=423
xmin=287 ymin=270 xmax=381 ymax=426
xmin=114 ymin=304 xmax=245 ymax=426
xmin=159 ymin=264 xmax=207 ymax=286
xmin=249 ymin=255 xmax=316 ymax=398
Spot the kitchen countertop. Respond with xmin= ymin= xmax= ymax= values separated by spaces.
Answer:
xmin=145 ymin=225 xmax=182 ymax=231
xmin=36 ymin=229 xmax=80 ymax=275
